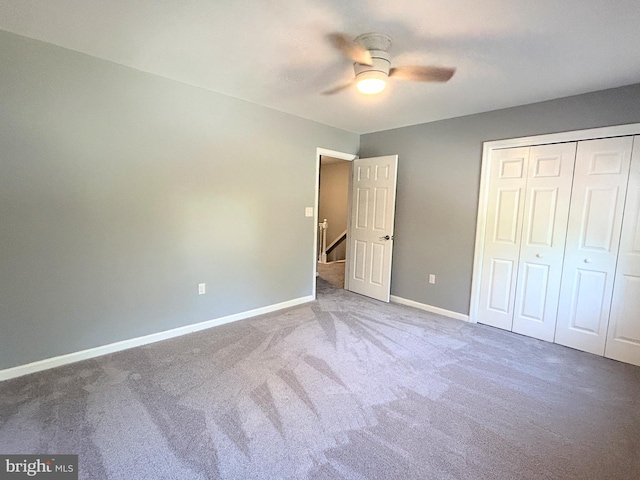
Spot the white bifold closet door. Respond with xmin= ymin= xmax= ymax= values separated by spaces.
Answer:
xmin=477 ymin=143 xmax=575 ymax=336
xmin=511 ymin=143 xmax=576 ymax=341
xmin=477 ymin=147 xmax=529 ymax=330
xmin=554 ymin=136 xmax=634 ymax=355
xmin=605 ymin=136 xmax=640 ymax=366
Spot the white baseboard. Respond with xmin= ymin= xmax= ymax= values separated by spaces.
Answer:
xmin=0 ymin=295 xmax=314 ymax=382
xmin=390 ymin=295 xmax=470 ymax=322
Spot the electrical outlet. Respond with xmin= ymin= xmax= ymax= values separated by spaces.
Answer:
xmin=429 ymin=274 xmax=436 ymax=284
xmin=305 ymin=207 xmax=314 ymax=217
xmin=198 ymin=283 xmax=206 ymax=295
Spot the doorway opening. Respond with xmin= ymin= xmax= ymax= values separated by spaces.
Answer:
xmin=313 ymin=149 xmax=398 ymax=302
xmin=313 ymin=148 xmax=357 ymax=298
xmin=318 ymin=155 xmax=352 ymax=289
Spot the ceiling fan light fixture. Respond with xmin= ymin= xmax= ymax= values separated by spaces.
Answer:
xmin=324 ymin=31 xmax=455 ymax=97
xmin=356 ymin=70 xmax=387 ymax=95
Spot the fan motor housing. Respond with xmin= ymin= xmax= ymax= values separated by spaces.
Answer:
xmin=353 ymin=32 xmax=392 ymax=79
xmin=354 ymin=50 xmax=390 ymax=78
xmin=355 ymin=32 xmax=392 ymax=52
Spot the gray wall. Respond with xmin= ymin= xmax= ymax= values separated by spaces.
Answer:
xmin=0 ymin=30 xmax=358 ymax=370
xmin=360 ymin=83 xmax=640 ymax=315
xmin=318 ymin=160 xmax=350 ymax=261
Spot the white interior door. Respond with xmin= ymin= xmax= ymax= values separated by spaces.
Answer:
xmin=347 ymin=155 xmax=398 ymax=302
xmin=606 ymin=136 xmax=640 ymax=366
xmin=511 ymin=143 xmax=577 ymax=341
xmin=555 ymin=136 xmax=634 ymax=355
xmin=477 ymin=147 xmax=530 ymax=330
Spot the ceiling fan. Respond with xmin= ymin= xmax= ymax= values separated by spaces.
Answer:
xmin=323 ymin=32 xmax=456 ymax=95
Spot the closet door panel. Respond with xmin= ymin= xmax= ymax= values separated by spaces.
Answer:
xmin=512 ymin=143 xmax=577 ymax=341
xmin=477 ymin=147 xmax=529 ymax=330
xmin=555 ymin=137 xmax=634 ymax=355
xmin=517 ymin=262 xmax=549 ymax=320
xmin=606 ymin=136 xmax=640 ymax=366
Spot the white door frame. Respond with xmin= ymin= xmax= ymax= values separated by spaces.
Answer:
xmin=470 ymin=122 xmax=640 ymax=323
xmin=313 ymin=148 xmax=358 ymax=298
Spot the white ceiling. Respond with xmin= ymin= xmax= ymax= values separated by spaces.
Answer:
xmin=1 ymin=0 xmax=639 ymax=134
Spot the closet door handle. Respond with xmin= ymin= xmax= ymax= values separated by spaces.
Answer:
xmin=536 ymin=253 xmax=543 ymax=258
xmin=584 ymin=258 xmax=592 ymax=264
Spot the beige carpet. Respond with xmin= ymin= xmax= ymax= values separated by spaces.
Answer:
xmin=317 ymin=261 xmax=345 ymax=289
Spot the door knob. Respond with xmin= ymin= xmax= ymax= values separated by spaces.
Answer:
xmin=536 ymin=253 xmax=543 ymax=258
xmin=584 ymin=258 xmax=592 ymax=264
xmin=379 ymin=235 xmax=391 ymax=241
